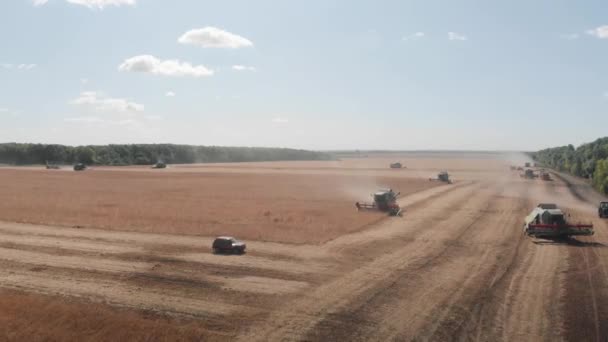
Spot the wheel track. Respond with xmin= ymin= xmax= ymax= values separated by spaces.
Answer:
xmin=237 ymin=181 xmax=497 ymax=341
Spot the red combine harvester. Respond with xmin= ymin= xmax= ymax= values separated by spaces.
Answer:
xmin=523 ymin=203 xmax=593 ymax=238
xmin=355 ymin=189 xmax=402 ymax=216
xmin=539 ymin=171 xmax=551 ymax=181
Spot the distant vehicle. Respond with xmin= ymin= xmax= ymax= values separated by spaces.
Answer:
xmin=520 ymin=169 xmax=535 ymax=179
xmin=389 ymin=162 xmax=403 ymax=169
xmin=45 ymin=162 xmax=60 ymax=170
xmin=599 ymin=202 xmax=608 ymax=218
xmin=523 ymin=203 xmax=593 ymax=238
xmin=152 ymin=161 xmax=167 ymax=169
xmin=212 ymin=236 xmax=246 ymax=254
xmin=524 ymin=162 xmax=531 ymax=168
xmin=73 ymin=163 xmax=87 ymax=171
xmin=430 ymin=171 xmax=452 ymax=184
xmin=539 ymin=170 xmax=551 ymax=181
xmin=356 ymin=189 xmax=402 ymax=216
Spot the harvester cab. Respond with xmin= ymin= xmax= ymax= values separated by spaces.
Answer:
xmin=356 ymin=189 xmax=402 ymax=216
xmin=523 ymin=203 xmax=593 ymax=238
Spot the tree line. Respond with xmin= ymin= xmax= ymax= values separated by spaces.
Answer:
xmin=0 ymin=143 xmax=333 ymax=166
xmin=531 ymin=137 xmax=608 ymax=194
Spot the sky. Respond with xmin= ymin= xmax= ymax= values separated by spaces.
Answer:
xmin=1 ymin=0 xmax=608 ymax=151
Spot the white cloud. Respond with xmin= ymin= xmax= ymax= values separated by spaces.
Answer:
xmin=178 ymin=27 xmax=253 ymax=48
xmin=119 ymin=55 xmax=213 ymax=78
xmin=32 ymin=0 xmax=136 ymax=9
xmin=0 ymin=108 xmax=20 ymax=117
xmin=272 ymin=117 xmax=289 ymax=124
xmin=32 ymin=0 xmax=49 ymax=6
xmin=64 ymin=116 xmax=137 ymax=125
xmin=448 ymin=32 xmax=467 ymax=41
xmin=145 ymin=115 xmax=162 ymax=120
xmin=64 ymin=116 xmax=105 ymax=123
xmin=560 ymin=33 xmax=579 ymax=40
xmin=402 ymin=32 xmax=425 ymax=41
xmin=587 ymin=26 xmax=608 ymax=39
xmin=67 ymin=0 xmax=135 ymax=9
xmin=1 ymin=63 xmax=36 ymax=70
xmin=232 ymin=65 xmax=256 ymax=72
xmin=70 ymin=91 xmax=144 ymax=112
xmin=165 ymin=91 xmax=176 ymax=97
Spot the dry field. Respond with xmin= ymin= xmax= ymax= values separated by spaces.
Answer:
xmin=0 ymin=152 xmax=607 ymax=341
xmin=0 ymin=167 xmax=435 ymax=244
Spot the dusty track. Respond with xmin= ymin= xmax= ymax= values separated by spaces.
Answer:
xmin=1 ymin=158 xmax=607 ymax=340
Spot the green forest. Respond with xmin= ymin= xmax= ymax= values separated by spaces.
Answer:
xmin=531 ymin=137 xmax=608 ymax=194
xmin=0 ymin=143 xmax=333 ymax=166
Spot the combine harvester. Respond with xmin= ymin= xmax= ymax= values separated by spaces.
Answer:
xmin=523 ymin=203 xmax=593 ymax=238
xmin=538 ymin=170 xmax=552 ymax=181
xmin=73 ymin=163 xmax=87 ymax=171
xmin=45 ymin=161 xmax=60 ymax=170
xmin=152 ymin=160 xmax=167 ymax=169
xmin=355 ymin=189 xmax=403 ymax=216
xmin=520 ymin=169 xmax=536 ymax=179
xmin=430 ymin=171 xmax=452 ymax=184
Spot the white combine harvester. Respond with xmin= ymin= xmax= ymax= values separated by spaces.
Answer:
xmin=523 ymin=203 xmax=593 ymax=238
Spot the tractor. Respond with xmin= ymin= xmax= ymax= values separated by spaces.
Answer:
xmin=152 ymin=161 xmax=167 ymax=169
xmin=356 ymin=189 xmax=402 ymax=216
xmin=523 ymin=203 xmax=593 ymax=238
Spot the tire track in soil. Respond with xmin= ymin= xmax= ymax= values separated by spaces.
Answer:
xmin=489 ymin=176 xmax=567 ymax=342
xmin=304 ymin=181 xmax=522 ymax=342
xmin=236 ymin=181 xmax=498 ymax=342
xmin=554 ymin=172 xmax=608 ymax=342
xmin=413 ymin=182 xmax=532 ymax=342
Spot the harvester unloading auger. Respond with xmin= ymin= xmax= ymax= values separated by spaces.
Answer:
xmin=355 ymin=189 xmax=403 ymax=216
xmin=523 ymin=203 xmax=593 ymax=238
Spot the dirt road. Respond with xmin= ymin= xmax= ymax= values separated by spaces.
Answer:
xmin=0 ymin=160 xmax=606 ymax=340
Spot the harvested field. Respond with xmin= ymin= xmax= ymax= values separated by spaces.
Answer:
xmin=0 ymin=168 xmax=435 ymax=244
xmin=0 ymin=153 xmax=607 ymax=341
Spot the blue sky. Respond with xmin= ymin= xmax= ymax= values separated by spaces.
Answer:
xmin=1 ymin=0 xmax=608 ymax=150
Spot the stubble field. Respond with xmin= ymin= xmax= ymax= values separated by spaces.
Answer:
xmin=0 ymin=152 xmax=607 ymax=341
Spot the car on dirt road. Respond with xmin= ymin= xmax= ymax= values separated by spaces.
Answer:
xmin=212 ymin=236 xmax=246 ymax=254
xmin=600 ymin=202 xmax=608 ymax=218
